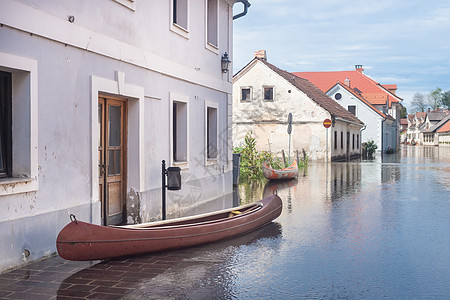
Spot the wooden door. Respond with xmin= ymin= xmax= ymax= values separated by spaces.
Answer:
xmin=98 ymin=96 xmax=127 ymax=225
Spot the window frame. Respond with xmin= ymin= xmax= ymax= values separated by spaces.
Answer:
xmin=170 ymin=92 xmax=190 ymax=169
xmin=205 ymin=100 xmax=219 ymax=165
xmin=112 ymin=0 xmax=136 ymax=11
xmin=263 ymin=86 xmax=275 ymax=101
xmin=0 ymin=52 xmax=39 ymax=196
xmin=170 ymin=0 xmax=190 ymax=39
xmin=348 ymin=105 xmax=356 ymax=116
xmin=205 ymin=0 xmax=219 ymax=53
xmin=240 ymin=86 xmax=252 ymax=102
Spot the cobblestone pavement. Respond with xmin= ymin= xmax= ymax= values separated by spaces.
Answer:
xmin=0 ymin=224 xmax=279 ymax=300
xmin=0 ymin=248 xmax=218 ymax=299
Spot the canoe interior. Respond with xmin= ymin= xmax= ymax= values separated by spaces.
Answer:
xmin=113 ymin=202 xmax=262 ymax=230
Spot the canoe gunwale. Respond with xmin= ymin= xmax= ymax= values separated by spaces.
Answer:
xmin=113 ymin=202 xmax=263 ymax=230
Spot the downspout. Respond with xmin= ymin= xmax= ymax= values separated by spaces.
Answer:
xmin=233 ymin=0 xmax=251 ymax=20
xmin=381 ymin=117 xmax=386 ymax=153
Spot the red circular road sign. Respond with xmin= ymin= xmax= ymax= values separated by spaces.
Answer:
xmin=323 ymin=118 xmax=332 ymax=128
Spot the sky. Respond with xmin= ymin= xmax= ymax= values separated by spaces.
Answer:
xmin=232 ymin=0 xmax=450 ymax=111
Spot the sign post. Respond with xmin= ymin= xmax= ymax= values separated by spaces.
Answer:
xmin=323 ymin=118 xmax=332 ymax=162
xmin=287 ymin=113 xmax=293 ymax=165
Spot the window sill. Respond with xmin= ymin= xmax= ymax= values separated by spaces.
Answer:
xmin=0 ymin=177 xmax=38 ymax=196
xmin=170 ymin=23 xmax=189 ymax=39
xmin=205 ymin=43 xmax=219 ymax=54
xmin=206 ymin=158 xmax=218 ymax=166
xmin=172 ymin=161 xmax=189 ymax=170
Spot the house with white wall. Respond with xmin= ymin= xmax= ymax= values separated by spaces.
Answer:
xmin=0 ymin=0 xmax=250 ymax=272
xmin=327 ymin=83 xmax=397 ymax=152
xmin=233 ymin=53 xmax=364 ymax=162
xmin=295 ymin=66 xmax=403 ymax=152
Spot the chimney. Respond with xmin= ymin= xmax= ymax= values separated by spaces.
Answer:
xmin=344 ymin=77 xmax=350 ymax=87
xmin=355 ymin=65 xmax=364 ymax=73
xmin=254 ymin=50 xmax=267 ymax=61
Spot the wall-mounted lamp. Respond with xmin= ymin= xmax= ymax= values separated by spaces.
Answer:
xmin=161 ymin=160 xmax=181 ymax=220
xmin=221 ymin=52 xmax=231 ymax=73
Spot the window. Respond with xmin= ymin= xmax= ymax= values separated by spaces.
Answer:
xmin=357 ymin=134 xmax=359 ymax=149
xmin=241 ymin=87 xmax=252 ymax=101
xmin=335 ymin=93 xmax=342 ymax=100
xmin=0 ymin=71 xmax=12 ymax=177
xmin=334 ymin=131 xmax=337 ymax=149
xmin=170 ymin=92 xmax=189 ymax=167
xmin=206 ymin=0 xmax=218 ymax=49
xmin=171 ymin=0 xmax=189 ymax=38
xmin=207 ymin=106 xmax=218 ymax=159
xmin=352 ymin=134 xmax=355 ymax=150
xmin=341 ymin=131 xmax=343 ymax=149
xmin=173 ymin=102 xmax=188 ymax=162
xmin=348 ymin=105 xmax=356 ymax=115
xmin=0 ymin=52 xmax=38 ymax=195
xmin=263 ymin=86 xmax=274 ymax=101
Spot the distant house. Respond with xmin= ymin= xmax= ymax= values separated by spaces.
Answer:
xmin=294 ymin=65 xmax=403 ymax=152
xmin=0 ymin=0 xmax=249 ymax=272
xmin=233 ymin=52 xmax=364 ymax=161
xmin=407 ymin=112 xmax=426 ymax=144
xmin=400 ymin=118 xmax=408 ymax=143
xmin=326 ymin=83 xmax=397 ymax=152
xmin=406 ymin=110 xmax=449 ymax=145
xmin=422 ymin=112 xmax=450 ymax=146
xmin=437 ymin=116 xmax=450 ymax=146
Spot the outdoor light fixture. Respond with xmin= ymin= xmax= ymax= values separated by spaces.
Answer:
xmin=221 ymin=52 xmax=231 ymax=73
xmin=161 ymin=160 xmax=181 ymax=220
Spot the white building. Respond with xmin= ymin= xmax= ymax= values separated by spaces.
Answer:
xmin=233 ymin=54 xmax=364 ymax=161
xmin=327 ymin=83 xmax=397 ymax=152
xmin=0 ymin=0 xmax=250 ymax=272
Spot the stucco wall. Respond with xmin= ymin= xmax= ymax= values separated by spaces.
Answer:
xmin=233 ymin=61 xmax=362 ymax=161
xmin=0 ymin=1 xmax=235 ymax=272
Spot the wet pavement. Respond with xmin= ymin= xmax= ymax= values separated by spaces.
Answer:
xmin=1 ymin=145 xmax=450 ymax=299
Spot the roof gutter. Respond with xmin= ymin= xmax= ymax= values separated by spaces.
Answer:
xmin=233 ymin=0 xmax=251 ymax=20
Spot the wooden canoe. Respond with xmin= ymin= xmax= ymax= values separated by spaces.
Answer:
xmin=56 ymin=194 xmax=282 ymax=261
xmin=262 ymin=160 xmax=299 ymax=181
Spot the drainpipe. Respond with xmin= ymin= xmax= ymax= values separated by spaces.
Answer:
xmin=233 ymin=0 xmax=251 ymax=20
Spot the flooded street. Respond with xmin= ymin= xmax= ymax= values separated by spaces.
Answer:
xmin=1 ymin=146 xmax=449 ymax=299
xmin=128 ymin=145 xmax=450 ymax=299
xmin=223 ymin=146 xmax=450 ymax=299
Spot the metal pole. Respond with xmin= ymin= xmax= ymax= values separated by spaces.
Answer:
xmin=326 ymin=128 xmax=329 ymax=162
xmin=288 ymin=132 xmax=291 ymax=165
xmin=161 ymin=160 xmax=166 ymax=220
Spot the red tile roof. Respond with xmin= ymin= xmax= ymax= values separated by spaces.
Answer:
xmin=256 ymin=59 xmax=364 ymax=125
xmin=437 ymin=121 xmax=450 ymax=133
xmin=293 ymin=70 xmax=402 ymax=108
xmin=329 ymin=82 xmax=386 ymax=118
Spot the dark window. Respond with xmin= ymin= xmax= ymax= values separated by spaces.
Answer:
xmin=348 ymin=105 xmax=356 ymax=115
xmin=0 ymin=71 xmax=12 ymax=177
xmin=264 ymin=87 xmax=273 ymax=101
xmin=207 ymin=107 xmax=218 ymax=159
xmin=173 ymin=0 xmax=188 ymax=30
xmin=335 ymin=93 xmax=342 ymax=100
xmin=352 ymin=134 xmax=355 ymax=150
xmin=241 ymin=88 xmax=251 ymax=101
xmin=357 ymin=134 xmax=359 ymax=149
xmin=341 ymin=131 xmax=343 ymax=149
xmin=334 ymin=131 xmax=337 ymax=149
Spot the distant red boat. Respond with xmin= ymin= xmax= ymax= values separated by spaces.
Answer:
xmin=262 ymin=160 xmax=299 ymax=180
xmin=56 ymin=194 xmax=282 ymax=261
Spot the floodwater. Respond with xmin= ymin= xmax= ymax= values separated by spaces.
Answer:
xmin=5 ymin=146 xmax=448 ymax=299
xmin=163 ymin=145 xmax=450 ymax=299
